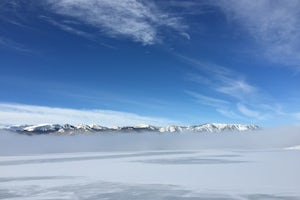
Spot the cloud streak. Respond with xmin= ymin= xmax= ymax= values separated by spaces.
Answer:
xmin=40 ymin=16 xmax=95 ymax=39
xmin=0 ymin=103 xmax=177 ymax=126
xmin=182 ymin=56 xmax=257 ymax=101
xmin=215 ymin=0 xmax=300 ymax=69
xmin=237 ymin=103 xmax=260 ymax=118
xmin=45 ymin=0 xmax=187 ymax=45
xmin=293 ymin=113 xmax=300 ymax=121
xmin=0 ymin=37 xmax=32 ymax=53
xmin=185 ymin=91 xmax=229 ymax=107
xmin=216 ymin=108 xmax=244 ymax=120
xmin=180 ymin=56 xmax=280 ymax=122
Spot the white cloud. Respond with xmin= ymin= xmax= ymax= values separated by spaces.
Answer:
xmin=216 ymin=79 xmax=256 ymax=100
xmin=237 ymin=103 xmax=260 ymax=118
xmin=40 ymin=16 xmax=94 ymax=39
xmin=215 ymin=0 xmax=300 ymax=68
xmin=0 ymin=103 xmax=177 ymax=126
xmin=181 ymin=56 xmax=290 ymax=124
xmin=181 ymin=57 xmax=300 ymax=124
xmin=182 ymin=56 xmax=257 ymax=100
xmin=0 ymin=37 xmax=31 ymax=53
xmin=45 ymin=0 xmax=186 ymax=45
xmin=216 ymin=108 xmax=244 ymax=119
xmin=182 ymin=57 xmax=266 ymax=121
xmin=186 ymin=91 xmax=229 ymax=107
xmin=293 ymin=112 xmax=300 ymax=120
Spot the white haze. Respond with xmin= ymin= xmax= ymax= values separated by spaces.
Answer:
xmin=1 ymin=126 xmax=300 ymax=156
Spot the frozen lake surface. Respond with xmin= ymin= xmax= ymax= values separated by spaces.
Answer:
xmin=1 ymin=129 xmax=300 ymax=199
xmin=1 ymin=149 xmax=300 ymax=199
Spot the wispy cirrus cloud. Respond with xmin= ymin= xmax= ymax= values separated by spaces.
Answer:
xmin=216 ymin=108 xmax=244 ymax=120
xmin=182 ymin=56 xmax=300 ymax=123
xmin=237 ymin=103 xmax=260 ymax=118
xmin=216 ymin=78 xmax=256 ymax=100
xmin=0 ymin=103 xmax=177 ymax=126
xmin=40 ymin=16 xmax=94 ymax=39
xmin=0 ymin=37 xmax=32 ymax=53
xmin=182 ymin=56 xmax=257 ymax=101
xmin=214 ymin=0 xmax=300 ymax=69
xmin=44 ymin=0 xmax=188 ymax=45
xmin=180 ymin=56 xmax=274 ymax=121
xmin=185 ymin=91 xmax=229 ymax=107
xmin=295 ymin=114 xmax=300 ymax=122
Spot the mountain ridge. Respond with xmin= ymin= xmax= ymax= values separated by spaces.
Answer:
xmin=2 ymin=123 xmax=259 ymax=135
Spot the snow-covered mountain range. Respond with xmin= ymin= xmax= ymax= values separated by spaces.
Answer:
xmin=2 ymin=123 xmax=259 ymax=135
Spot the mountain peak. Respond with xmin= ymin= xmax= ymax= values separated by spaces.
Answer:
xmin=2 ymin=123 xmax=259 ymax=135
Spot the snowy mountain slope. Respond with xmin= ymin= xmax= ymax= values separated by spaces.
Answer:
xmin=2 ymin=123 xmax=259 ymax=135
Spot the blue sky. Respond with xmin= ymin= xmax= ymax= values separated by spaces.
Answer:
xmin=1 ymin=0 xmax=300 ymax=126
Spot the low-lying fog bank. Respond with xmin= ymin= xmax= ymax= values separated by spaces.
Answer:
xmin=0 ymin=126 xmax=299 ymax=155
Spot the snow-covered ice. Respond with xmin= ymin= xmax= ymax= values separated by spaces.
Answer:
xmin=1 ymin=150 xmax=300 ymax=199
xmin=1 ymin=128 xmax=300 ymax=199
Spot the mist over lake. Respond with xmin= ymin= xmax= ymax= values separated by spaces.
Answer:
xmin=1 ymin=126 xmax=300 ymax=155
